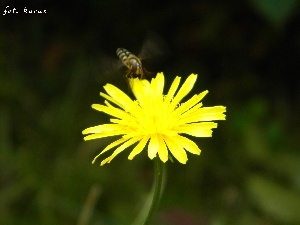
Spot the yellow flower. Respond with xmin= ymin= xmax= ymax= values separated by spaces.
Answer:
xmin=82 ymin=73 xmax=226 ymax=166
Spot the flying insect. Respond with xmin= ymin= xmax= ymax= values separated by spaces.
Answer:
xmin=116 ymin=48 xmax=151 ymax=80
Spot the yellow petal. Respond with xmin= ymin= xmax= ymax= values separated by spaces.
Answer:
xmin=151 ymin=72 xmax=165 ymax=97
xmin=92 ymin=104 xmax=132 ymax=121
xmin=100 ymin=157 xmax=111 ymax=166
xmin=164 ymin=136 xmax=188 ymax=164
xmin=157 ymin=134 xmax=168 ymax=162
xmin=83 ymin=132 xmax=124 ymax=141
xmin=148 ymin=134 xmax=159 ymax=159
xmin=131 ymin=78 xmax=150 ymax=99
xmin=179 ymin=106 xmax=226 ymax=124
xmin=100 ymin=92 xmax=118 ymax=106
xmin=175 ymin=122 xmax=218 ymax=137
xmin=173 ymin=92 xmax=205 ymax=117
xmin=171 ymin=74 xmax=197 ymax=107
xmin=130 ymin=79 xmax=152 ymax=112
xmin=82 ymin=124 xmax=123 ymax=134
xmin=175 ymin=135 xmax=201 ymax=155
xmin=103 ymin=84 xmax=133 ymax=110
xmin=165 ymin=76 xmax=181 ymax=102
xmin=179 ymin=90 xmax=208 ymax=113
xmin=82 ymin=124 xmax=131 ymax=140
xmin=92 ymin=137 xmax=129 ymax=164
xmin=128 ymin=135 xmax=149 ymax=160
xmin=99 ymin=136 xmax=141 ymax=165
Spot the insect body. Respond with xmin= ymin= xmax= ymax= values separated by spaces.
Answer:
xmin=116 ymin=48 xmax=150 ymax=79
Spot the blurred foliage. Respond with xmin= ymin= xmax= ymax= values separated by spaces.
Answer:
xmin=1 ymin=0 xmax=300 ymax=225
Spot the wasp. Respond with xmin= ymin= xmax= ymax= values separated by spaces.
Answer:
xmin=116 ymin=48 xmax=151 ymax=80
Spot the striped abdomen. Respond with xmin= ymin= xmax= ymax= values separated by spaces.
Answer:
xmin=116 ymin=48 xmax=144 ymax=78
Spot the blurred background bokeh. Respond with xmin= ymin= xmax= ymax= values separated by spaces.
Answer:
xmin=1 ymin=0 xmax=300 ymax=224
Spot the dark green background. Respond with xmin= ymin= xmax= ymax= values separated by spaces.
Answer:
xmin=1 ymin=0 xmax=299 ymax=224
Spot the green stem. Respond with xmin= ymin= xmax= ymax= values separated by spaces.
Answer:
xmin=143 ymin=157 xmax=164 ymax=225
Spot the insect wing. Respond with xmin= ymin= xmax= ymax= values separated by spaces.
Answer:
xmin=139 ymin=33 xmax=170 ymax=61
xmin=99 ymin=53 xmax=124 ymax=79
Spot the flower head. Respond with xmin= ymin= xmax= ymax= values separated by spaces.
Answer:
xmin=82 ymin=73 xmax=226 ymax=166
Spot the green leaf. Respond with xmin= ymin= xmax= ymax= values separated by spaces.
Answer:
xmin=251 ymin=0 xmax=299 ymax=27
xmin=246 ymin=175 xmax=300 ymax=223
